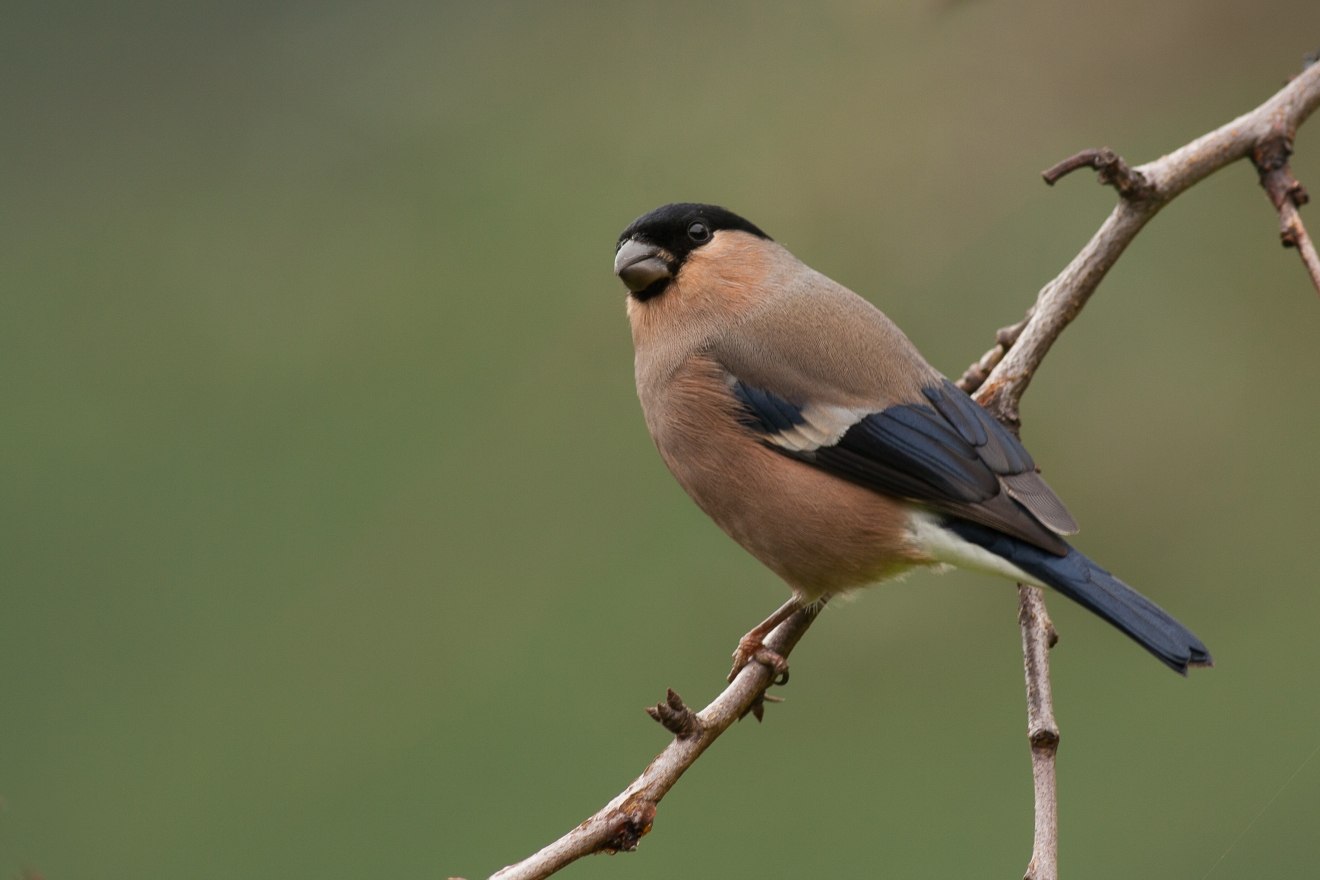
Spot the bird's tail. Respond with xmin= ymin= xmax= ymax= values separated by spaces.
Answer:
xmin=944 ymin=520 xmax=1212 ymax=674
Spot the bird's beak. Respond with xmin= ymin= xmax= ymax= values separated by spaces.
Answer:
xmin=614 ymin=238 xmax=672 ymax=293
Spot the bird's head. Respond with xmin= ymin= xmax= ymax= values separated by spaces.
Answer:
xmin=614 ymin=203 xmax=771 ymax=302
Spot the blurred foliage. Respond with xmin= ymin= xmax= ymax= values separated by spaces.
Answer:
xmin=3 ymin=1 xmax=1320 ymax=878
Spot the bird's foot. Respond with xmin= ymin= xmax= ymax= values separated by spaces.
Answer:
xmin=726 ymin=597 xmax=803 ymax=684
xmin=728 ymin=634 xmax=790 ymax=685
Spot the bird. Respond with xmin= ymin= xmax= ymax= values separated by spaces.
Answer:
xmin=613 ymin=202 xmax=1211 ymax=677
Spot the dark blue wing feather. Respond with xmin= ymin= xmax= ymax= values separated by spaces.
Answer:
xmin=730 ymin=380 xmax=807 ymax=433
xmin=923 ymin=384 xmax=1033 ymax=473
xmin=843 ymin=401 xmax=994 ymax=499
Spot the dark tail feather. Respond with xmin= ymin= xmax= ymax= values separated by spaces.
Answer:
xmin=945 ymin=520 xmax=1212 ymax=674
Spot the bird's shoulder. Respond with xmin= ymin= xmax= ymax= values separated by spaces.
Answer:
xmin=710 ymin=268 xmax=938 ymax=410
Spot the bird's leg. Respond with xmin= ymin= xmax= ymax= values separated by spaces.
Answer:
xmin=728 ymin=597 xmax=802 ymax=684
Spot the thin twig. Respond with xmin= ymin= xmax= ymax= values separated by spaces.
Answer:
xmin=1281 ymin=202 xmax=1320 ymax=295
xmin=1041 ymin=147 xmax=1155 ymax=200
xmin=1018 ymin=585 xmax=1060 ymax=880
xmin=955 ymin=311 xmax=1031 ymax=393
xmin=1253 ymin=134 xmax=1320 ymax=296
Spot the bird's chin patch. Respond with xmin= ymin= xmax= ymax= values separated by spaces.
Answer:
xmin=629 ymin=278 xmax=672 ymax=302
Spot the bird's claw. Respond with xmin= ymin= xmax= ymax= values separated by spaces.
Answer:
xmin=728 ymin=636 xmax=790 ymax=685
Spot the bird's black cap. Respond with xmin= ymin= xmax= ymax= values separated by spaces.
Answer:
xmin=617 ymin=203 xmax=770 ymax=252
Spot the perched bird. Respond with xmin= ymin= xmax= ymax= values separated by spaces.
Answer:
xmin=614 ymin=202 xmax=1210 ymax=676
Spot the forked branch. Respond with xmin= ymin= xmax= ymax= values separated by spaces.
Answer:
xmin=958 ymin=55 xmax=1320 ymax=880
xmin=961 ymin=59 xmax=1320 ymax=427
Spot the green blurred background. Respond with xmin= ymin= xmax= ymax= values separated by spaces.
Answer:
xmin=4 ymin=2 xmax=1319 ymax=878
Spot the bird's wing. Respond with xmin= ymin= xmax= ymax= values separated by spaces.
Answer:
xmin=727 ymin=374 xmax=1079 ymax=555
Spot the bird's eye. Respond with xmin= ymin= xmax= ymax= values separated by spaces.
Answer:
xmin=687 ymin=221 xmax=711 ymax=243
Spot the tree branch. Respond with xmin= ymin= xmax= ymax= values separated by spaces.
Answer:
xmin=1253 ymin=131 xmax=1320 ymax=296
xmin=962 ymin=59 xmax=1320 ymax=427
xmin=1017 ymin=585 xmax=1060 ymax=880
xmin=481 ymin=58 xmax=1320 ymax=880
xmin=956 ymin=56 xmax=1320 ymax=880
